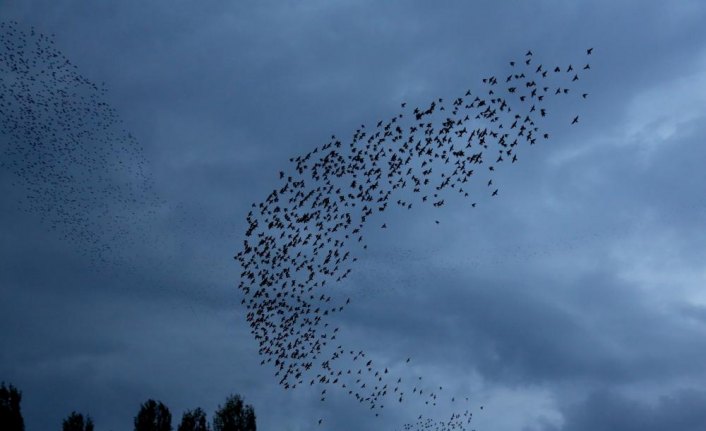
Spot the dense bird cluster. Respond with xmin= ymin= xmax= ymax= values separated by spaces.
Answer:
xmin=0 ymin=21 xmax=160 ymax=265
xmin=402 ymin=410 xmax=475 ymax=431
xmin=0 ymin=20 xmax=592 ymax=429
xmin=235 ymin=48 xmax=592 ymax=429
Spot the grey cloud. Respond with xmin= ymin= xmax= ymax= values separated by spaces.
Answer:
xmin=2 ymin=1 xmax=706 ymax=431
xmin=534 ymin=388 xmax=706 ymax=431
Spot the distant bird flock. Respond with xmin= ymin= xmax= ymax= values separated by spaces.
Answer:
xmin=0 ymin=20 xmax=592 ymax=431
xmin=0 ymin=21 xmax=160 ymax=265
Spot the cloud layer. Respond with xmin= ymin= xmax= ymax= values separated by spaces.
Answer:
xmin=2 ymin=1 xmax=706 ymax=430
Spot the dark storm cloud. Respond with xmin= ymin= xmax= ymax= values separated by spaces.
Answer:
xmin=534 ymin=388 xmax=706 ymax=431
xmin=2 ymin=1 xmax=706 ymax=431
xmin=339 ymin=257 xmax=706 ymax=384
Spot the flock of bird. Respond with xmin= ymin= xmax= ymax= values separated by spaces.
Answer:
xmin=0 ymin=19 xmax=593 ymax=431
xmin=0 ymin=21 xmax=161 ymax=266
xmin=234 ymin=44 xmax=593 ymax=429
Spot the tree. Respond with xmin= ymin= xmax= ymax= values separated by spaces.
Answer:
xmin=0 ymin=382 xmax=24 ymax=431
xmin=243 ymin=406 xmax=255 ymax=431
xmin=134 ymin=399 xmax=172 ymax=431
xmin=62 ymin=411 xmax=94 ymax=431
xmin=178 ymin=408 xmax=209 ymax=431
xmin=212 ymin=394 xmax=256 ymax=431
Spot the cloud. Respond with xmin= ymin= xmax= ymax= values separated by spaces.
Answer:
xmin=534 ymin=388 xmax=706 ymax=431
xmin=2 ymin=1 xmax=706 ymax=431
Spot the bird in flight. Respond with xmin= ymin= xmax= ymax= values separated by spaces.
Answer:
xmin=0 ymin=20 xmax=594 ymax=431
xmin=0 ymin=21 xmax=161 ymax=267
xmin=230 ymin=46 xmax=593 ymax=431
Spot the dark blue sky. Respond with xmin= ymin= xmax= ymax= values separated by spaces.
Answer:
xmin=2 ymin=1 xmax=706 ymax=430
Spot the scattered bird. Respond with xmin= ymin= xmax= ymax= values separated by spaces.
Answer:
xmin=0 ymin=21 xmax=163 ymax=267
xmin=228 ymin=47 xmax=592 ymax=431
xmin=1 ymin=23 xmax=593 ymax=431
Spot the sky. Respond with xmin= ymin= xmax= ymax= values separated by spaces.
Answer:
xmin=2 ymin=1 xmax=706 ymax=430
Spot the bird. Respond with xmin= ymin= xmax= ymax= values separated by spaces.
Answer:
xmin=0 ymin=22 xmax=162 ymax=267
xmin=227 ymin=46 xmax=594 ymax=428
xmin=2 ymin=31 xmax=595 ymax=430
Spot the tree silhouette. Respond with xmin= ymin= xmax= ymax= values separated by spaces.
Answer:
xmin=0 ymin=382 xmax=24 ymax=431
xmin=177 ymin=408 xmax=209 ymax=431
xmin=243 ymin=406 xmax=255 ymax=431
xmin=212 ymin=394 xmax=256 ymax=431
xmin=134 ymin=399 xmax=172 ymax=431
xmin=62 ymin=411 xmax=94 ymax=431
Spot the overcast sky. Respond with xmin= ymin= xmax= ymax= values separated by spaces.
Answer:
xmin=2 ymin=1 xmax=706 ymax=430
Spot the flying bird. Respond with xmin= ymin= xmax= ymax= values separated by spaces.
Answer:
xmin=229 ymin=46 xmax=594 ymax=430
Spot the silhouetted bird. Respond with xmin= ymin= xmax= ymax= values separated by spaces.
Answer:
xmin=229 ymin=46 xmax=593 ymax=431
